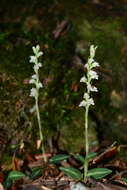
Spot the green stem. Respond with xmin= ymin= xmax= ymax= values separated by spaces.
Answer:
xmin=35 ymin=96 xmax=47 ymax=163
xmin=84 ymin=105 xmax=89 ymax=182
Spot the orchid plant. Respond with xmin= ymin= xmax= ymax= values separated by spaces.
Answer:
xmin=29 ymin=45 xmax=47 ymax=163
xmin=79 ymin=45 xmax=99 ymax=181
xmin=45 ymin=45 xmax=111 ymax=182
xmin=27 ymin=44 xmax=112 ymax=183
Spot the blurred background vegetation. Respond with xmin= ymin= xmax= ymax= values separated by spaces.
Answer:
xmin=1 ymin=0 xmax=127 ymax=158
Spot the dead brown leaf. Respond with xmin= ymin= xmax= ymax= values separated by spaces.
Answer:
xmin=90 ymin=146 xmax=118 ymax=165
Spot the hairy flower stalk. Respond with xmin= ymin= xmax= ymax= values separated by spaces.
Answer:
xmin=79 ymin=45 xmax=99 ymax=182
xmin=29 ymin=45 xmax=47 ymax=163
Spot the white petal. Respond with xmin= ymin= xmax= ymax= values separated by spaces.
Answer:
xmin=80 ymin=76 xmax=87 ymax=83
xmin=30 ymin=88 xmax=36 ymax=97
xmin=33 ymin=63 xmax=42 ymax=71
xmin=87 ymin=84 xmax=98 ymax=92
xmin=92 ymin=61 xmax=99 ymax=67
xmin=79 ymin=100 xmax=87 ymax=107
xmin=34 ymin=64 xmax=39 ymax=71
xmin=38 ymin=82 xmax=43 ymax=88
xmin=88 ymin=98 xmax=94 ymax=105
xmin=87 ymin=84 xmax=92 ymax=91
xmin=83 ymin=93 xmax=89 ymax=99
xmin=38 ymin=63 xmax=42 ymax=67
xmin=89 ymin=70 xmax=98 ymax=80
xmin=32 ymin=74 xmax=38 ymax=79
xmin=91 ymin=86 xmax=98 ymax=92
xmin=37 ymin=51 xmax=43 ymax=57
xmin=29 ymin=79 xmax=35 ymax=84
xmin=30 ymin=56 xmax=36 ymax=63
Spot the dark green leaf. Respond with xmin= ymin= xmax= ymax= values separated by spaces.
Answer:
xmin=75 ymin=152 xmax=97 ymax=164
xmin=60 ymin=167 xmax=82 ymax=180
xmin=8 ymin=171 xmax=26 ymax=181
xmin=49 ymin=154 xmax=70 ymax=164
xmin=4 ymin=178 xmax=12 ymax=188
xmin=31 ymin=167 xmax=42 ymax=179
xmin=86 ymin=152 xmax=97 ymax=160
xmin=74 ymin=154 xmax=85 ymax=164
xmin=87 ymin=168 xmax=112 ymax=179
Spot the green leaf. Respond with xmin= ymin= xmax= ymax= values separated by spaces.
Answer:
xmin=87 ymin=168 xmax=112 ymax=179
xmin=86 ymin=152 xmax=97 ymax=160
xmin=60 ymin=167 xmax=82 ymax=180
xmin=122 ymin=177 xmax=127 ymax=183
xmin=4 ymin=171 xmax=26 ymax=189
xmin=4 ymin=178 xmax=12 ymax=188
xmin=74 ymin=154 xmax=85 ymax=164
xmin=31 ymin=167 xmax=42 ymax=179
xmin=75 ymin=152 xmax=97 ymax=164
xmin=49 ymin=154 xmax=70 ymax=164
xmin=8 ymin=171 xmax=26 ymax=181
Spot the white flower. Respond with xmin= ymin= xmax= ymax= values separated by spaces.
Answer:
xmin=32 ymin=74 xmax=38 ymax=79
xmin=90 ymin=45 xmax=97 ymax=58
xmin=83 ymin=93 xmax=89 ymax=99
xmin=37 ymin=82 xmax=43 ymax=88
xmin=92 ymin=61 xmax=99 ymax=68
xmin=87 ymin=84 xmax=98 ymax=92
xmin=89 ymin=70 xmax=98 ymax=80
xmin=88 ymin=98 xmax=94 ymax=105
xmin=79 ymin=100 xmax=87 ymax=107
xmin=79 ymin=97 xmax=94 ymax=107
xmin=91 ymin=86 xmax=98 ymax=92
xmin=30 ymin=88 xmax=37 ymax=97
xmin=38 ymin=62 xmax=42 ymax=67
xmin=85 ymin=60 xmax=99 ymax=70
xmin=37 ymin=51 xmax=43 ymax=57
xmin=80 ymin=76 xmax=87 ymax=83
xmin=32 ymin=45 xmax=43 ymax=57
xmin=30 ymin=56 xmax=37 ymax=63
xmin=29 ymin=79 xmax=35 ymax=84
xmin=33 ymin=63 xmax=42 ymax=71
